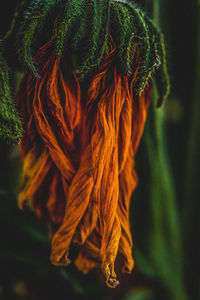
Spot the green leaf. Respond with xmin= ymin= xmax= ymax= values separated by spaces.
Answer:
xmin=123 ymin=289 xmax=154 ymax=300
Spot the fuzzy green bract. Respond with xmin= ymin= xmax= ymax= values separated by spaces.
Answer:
xmin=0 ymin=0 xmax=170 ymax=144
xmin=0 ymin=41 xmax=22 ymax=144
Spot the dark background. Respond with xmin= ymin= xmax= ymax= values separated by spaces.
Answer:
xmin=0 ymin=1 xmax=199 ymax=299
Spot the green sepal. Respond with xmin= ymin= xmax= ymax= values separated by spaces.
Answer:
xmin=0 ymin=41 xmax=22 ymax=144
xmin=17 ymin=0 xmax=56 ymax=76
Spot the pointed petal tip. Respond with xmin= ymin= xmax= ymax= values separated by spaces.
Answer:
xmin=50 ymin=254 xmax=71 ymax=267
xmin=106 ymin=277 xmax=120 ymax=288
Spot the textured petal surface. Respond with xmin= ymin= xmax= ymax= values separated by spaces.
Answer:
xmin=16 ymin=37 xmax=150 ymax=287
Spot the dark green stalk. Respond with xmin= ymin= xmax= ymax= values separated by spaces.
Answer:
xmin=142 ymin=0 xmax=188 ymax=299
xmin=144 ymin=91 xmax=188 ymax=300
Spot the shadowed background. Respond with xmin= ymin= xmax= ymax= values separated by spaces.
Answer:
xmin=0 ymin=0 xmax=199 ymax=299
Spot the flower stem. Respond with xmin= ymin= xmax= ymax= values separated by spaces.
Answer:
xmin=142 ymin=0 xmax=189 ymax=299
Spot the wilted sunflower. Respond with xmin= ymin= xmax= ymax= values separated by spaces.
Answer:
xmin=0 ymin=0 xmax=169 ymax=288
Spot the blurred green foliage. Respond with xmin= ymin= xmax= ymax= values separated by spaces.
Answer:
xmin=0 ymin=0 xmax=199 ymax=299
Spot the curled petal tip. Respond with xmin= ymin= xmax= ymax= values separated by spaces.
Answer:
xmin=50 ymin=255 xmax=71 ymax=267
xmin=18 ymin=197 xmax=27 ymax=210
xmin=107 ymin=277 xmax=120 ymax=288
xmin=121 ymin=266 xmax=132 ymax=274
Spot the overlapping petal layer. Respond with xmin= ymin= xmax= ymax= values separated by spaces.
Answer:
xmin=16 ymin=38 xmax=150 ymax=288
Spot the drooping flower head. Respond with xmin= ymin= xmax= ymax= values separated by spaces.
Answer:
xmin=0 ymin=0 xmax=170 ymax=288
